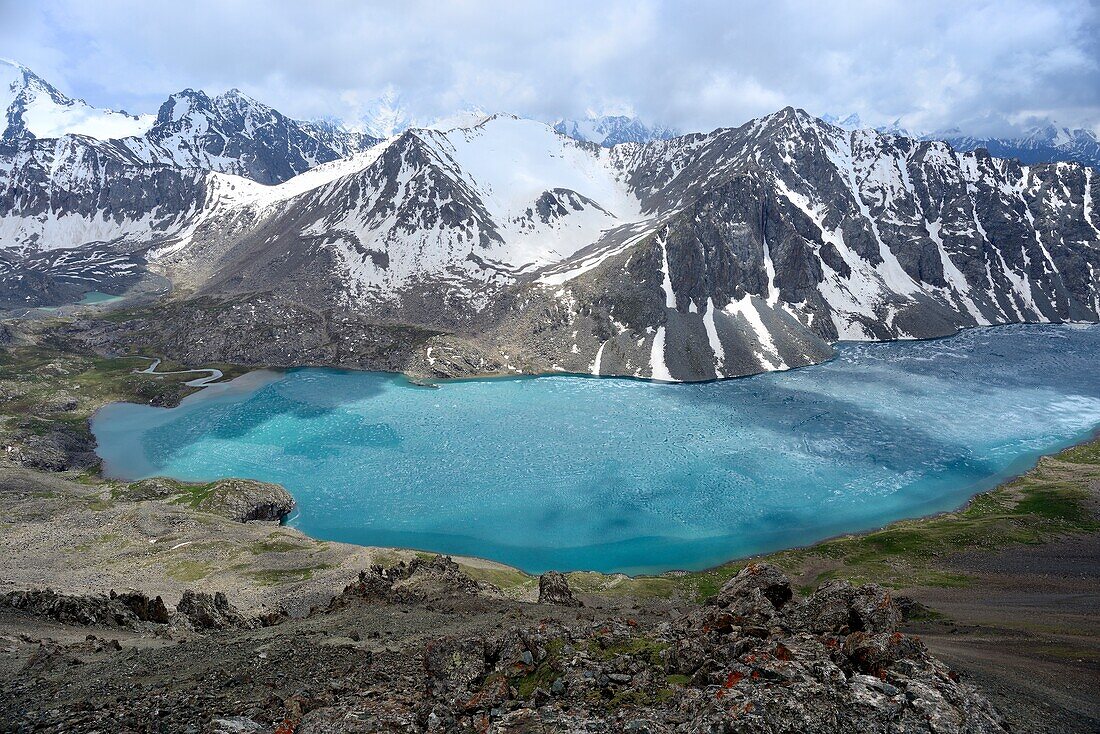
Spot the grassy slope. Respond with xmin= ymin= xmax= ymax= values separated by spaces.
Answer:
xmin=519 ymin=438 xmax=1099 ymax=600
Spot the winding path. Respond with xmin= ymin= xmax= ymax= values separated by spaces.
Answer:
xmin=134 ymin=357 xmax=224 ymax=387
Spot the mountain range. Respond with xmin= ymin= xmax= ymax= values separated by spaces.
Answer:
xmin=823 ymin=112 xmax=1100 ymax=169
xmin=2 ymin=61 xmax=1098 ymax=382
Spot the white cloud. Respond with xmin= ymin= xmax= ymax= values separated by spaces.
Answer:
xmin=0 ymin=0 xmax=1096 ymax=135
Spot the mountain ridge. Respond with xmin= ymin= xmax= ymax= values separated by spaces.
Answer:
xmin=822 ymin=109 xmax=1100 ymax=168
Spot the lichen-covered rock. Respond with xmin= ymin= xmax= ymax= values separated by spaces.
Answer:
xmin=422 ymin=636 xmax=489 ymax=700
xmin=786 ymin=579 xmax=901 ymax=634
xmin=716 ymin=562 xmax=794 ymax=610
xmin=537 ymin=571 xmax=582 ymax=606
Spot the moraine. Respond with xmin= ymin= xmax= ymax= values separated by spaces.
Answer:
xmin=91 ymin=324 xmax=1100 ymax=575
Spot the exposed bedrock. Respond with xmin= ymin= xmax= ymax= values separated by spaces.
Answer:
xmin=0 ymin=560 xmax=1007 ymax=732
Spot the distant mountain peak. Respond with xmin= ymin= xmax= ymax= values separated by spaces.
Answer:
xmin=821 ymin=112 xmax=863 ymax=130
xmin=930 ymin=122 xmax=1099 ymax=168
xmin=358 ymin=86 xmax=410 ymax=138
xmin=552 ymin=114 xmax=678 ymax=147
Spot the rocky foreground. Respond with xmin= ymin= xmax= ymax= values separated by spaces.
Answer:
xmin=0 ymin=556 xmax=1004 ymax=733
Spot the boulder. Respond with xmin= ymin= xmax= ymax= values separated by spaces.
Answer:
xmin=538 ymin=571 xmax=582 ymax=607
xmin=843 ymin=631 xmax=926 ymax=676
xmin=786 ymin=580 xmax=901 ymax=634
xmin=715 ymin=562 xmax=793 ymax=610
xmin=423 ymin=636 xmax=489 ymax=699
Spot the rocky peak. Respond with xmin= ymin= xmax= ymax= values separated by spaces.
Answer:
xmin=154 ymin=88 xmax=215 ymax=126
xmin=1 ymin=60 xmax=151 ymax=142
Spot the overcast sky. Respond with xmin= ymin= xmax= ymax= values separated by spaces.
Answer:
xmin=2 ymin=0 xmax=1098 ymax=136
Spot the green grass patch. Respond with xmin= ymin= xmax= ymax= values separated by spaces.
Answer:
xmin=165 ymin=559 xmax=214 ymax=582
xmin=460 ymin=565 xmax=536 ymax=593
xmin=1057 ymin=440 xmax=1100 ymax=465
xmin=590 ymin=637 xmax=668 ymax=666
xmin=86 ymin=496 xmax=114 ymax=512
xmin=246 ymin=565 xmax=331 ymax=586
xmin=515 ymin=661 xmax=560 ymax=699
xmin=248 ymin=538 xmax=307 ymax=554
xmin=1013 ymin=485 xmax=1092 ymax=521
xmin=169 ymin=482 xmax=220 ymax=509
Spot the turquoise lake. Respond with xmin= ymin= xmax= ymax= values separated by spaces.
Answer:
xmin=91 ymin=324 xmax=1100 ymax=575
xmin=77 ymin=291 xmax=124 ymax=305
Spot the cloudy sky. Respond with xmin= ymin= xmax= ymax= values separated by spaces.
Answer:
xmin=2 ymin=0 xmax=1098 ymax=136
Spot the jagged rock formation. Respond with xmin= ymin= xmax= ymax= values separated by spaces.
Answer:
xmin=325 ymin=555 xmax=489 ymax=608
xmin=1 ymin=61 xmax=1098 ymax=381
xmin=0 ymin=588 xmax=168 ymax=627
xmin=175 ymin=590 xmax=253 ymax=630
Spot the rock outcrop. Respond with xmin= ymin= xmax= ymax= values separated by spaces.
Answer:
xmin=0 ymin=588 xmax=168 ymax=627
xmin=303 ymin=563 xmax=1005 ymax=732
xmin=325 ymin=555 xmax=487 ymax=610
xmin=193 ymin=478 xmax=296 ymax=523
xmin=0 ymin=562 xmax=1008 ymax=733
xmin=174 ymin=590 xmax=253 ymax=630
xmin=537 ymin=571 xmax=582 ymax=606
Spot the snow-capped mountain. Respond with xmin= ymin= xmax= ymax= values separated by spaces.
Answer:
xmin=0 ymin=59 xmax=379 ymax=195
xmin=824 ymin=110 xmax=1099 ymax=168
xmin=1 ymin=65 xmax=1097 ymax=383
xmin=553 ymin=115 xmax=678 ymax=147
xmin=936 ymin=124 xmax=1100 ymax=169
xmin=820 ymin=113 xmax=862 ymax=130
xmin=357 ymin=86 xmax=410 ymax=139
xmin=126 ymin=87 xmax=379 ymax=184
xmin=0 ymin=59 xmax=153 ymax=140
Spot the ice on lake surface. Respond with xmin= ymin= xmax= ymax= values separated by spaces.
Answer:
xmin=92 ymin=324 xmax=1100 ymax=574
